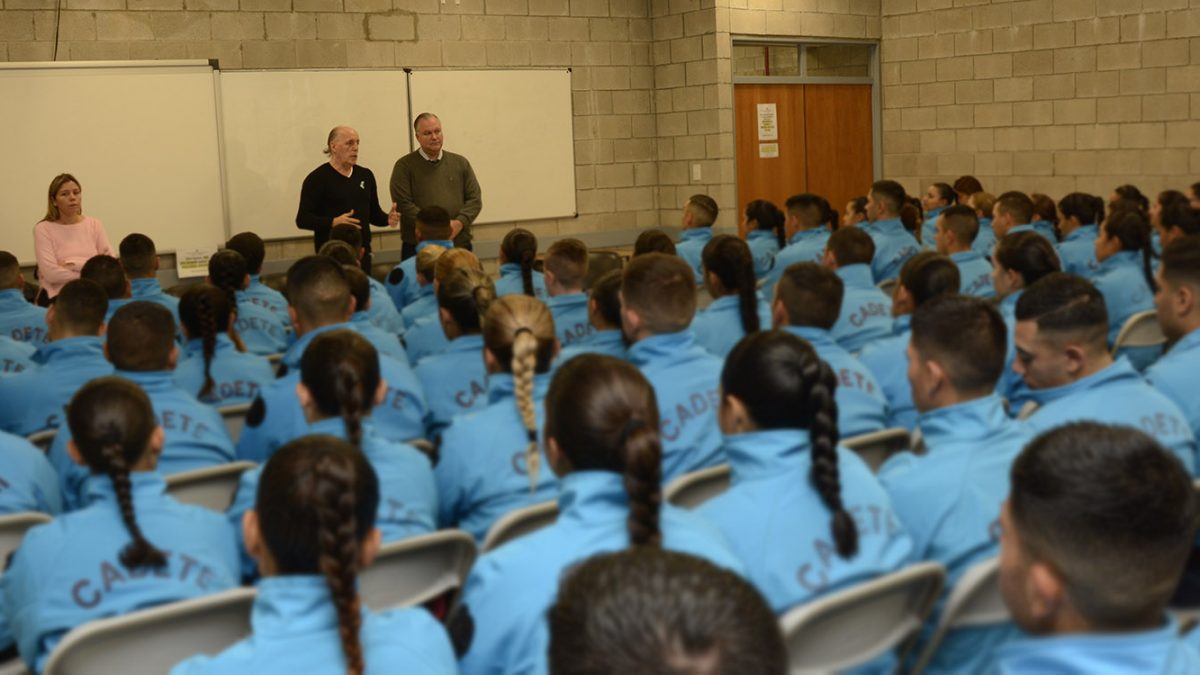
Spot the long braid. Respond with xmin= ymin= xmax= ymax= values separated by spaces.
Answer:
xmin=312 ymin=454 xmax=366 ymax=675
xmin=197 ymin=289 xmax=217 ymax=400
xmin=802 ymin=356 xmax=858 ymax=559
xmin=101 ymin=440 xmax=168 ymax=570
xmin=336 ymin=364 xmax=365 ymax=450
xmin=735 ymin=257 xmax=760 ymax=335
xmin=622 ymin=418 xmax=662 ymax=548
xmin=1140 ymin=240 xmax=1158 ymax=293
xmin=512 ymin=328 xmax=541 ymax=491
xmin=520 ymin=250 xmax=536 ymax=297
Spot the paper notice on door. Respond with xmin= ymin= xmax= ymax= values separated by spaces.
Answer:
xmin=176 ymin=247 xmax=219 ymax=278
xmin=758 ymin=143 xmax=779 ymax=158
xmin=757 ymin=103 xmax=778 ymax=141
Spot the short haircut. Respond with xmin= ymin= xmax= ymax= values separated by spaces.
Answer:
xmin=970 ymin=191 xmax=996 ymax=218
xmin=415 ymin=244 xmax=447 ymax=282
xmin=911 ymin=294 xmax=1007 ymax=395
xmin=633 ymin=230 xmax=676 ymax=257
xmin=899 ymin=199 xmax=922 ymax=235
xmin=1029 ymin=193 xmax=1059 ymax=225
xmin=318 ymin=240 xmax=359 ymax=267
xmin=995 ymin=192 xmax=1034 ymax=225
xmin=548 ymin=548 xmax=787 ymax=675
xmin=106 ymin=301 xmax=175 ymax=371
xmin=825 ymin=226 xmax=875 ymax=266
xmin=1010 ymin=422 xmax=1195 ymax=630
xmin=416 ymin=205 xmax=453 ymax=240
xmin=899 ymin=252 xmax=960 ymax=307
xmin=785 ymin=193 xmax=825 ymax=228
xmin=341 ymin=265 xmax=371 ymax=313
xmin=545 ymin=238 xmax=589 ymax=290
xmin=953 ymin=175 xmax=984 ymax=196
xmin=118 ymin=233 xmax=158 ymax=278
xmin=939 ymin=204 xmax=980 ymax=245
xmin=621 ymin=253 xmax=695 ymax=334
xmin=80 ymin=255 xmax=128 ymax=300
xmin=54 ymin=279 xmax=108 ymax=334
xmin=1162 ymin=203 xmax=1200 ymax=237
xmin=589 ymin=269 xmax=623 ymax=329
xmin=1014 ymin=272 xmax=1108 ymax=349
xmin=329 ymin=223 xmax=362 ymax=251
xmin=0 ymin=251 xmax=20 ymax=289
xmin=1160 ymin=235 xmax=1200 ymax=290
xmin=870 ymin=180 xmax=907 ymax=214
xmin=225 ymin=232 xmax=267 ymax=274
xmin=286 ymin=256 xmax=352 ymax=326
xmin=686 ymin=194 xmax=718 ymax=228
xmin=776 ymin=262 xmax=843 ymax=330
xmin=993 ymin=231 xmax=1061 ymax=286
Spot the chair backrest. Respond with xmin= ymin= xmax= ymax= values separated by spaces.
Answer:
xmin=481 ymin=500 xmax=558 ymax=553
xmin=359 ymin=529 xmax=478 ymax=613
xmin=779 ymin=562 xmax=946 ymax=674
xmin=218 ymin=402 xmax=253 ymax=443
xmin=0 ymin=512 xmax=52 ymax=563
xmin=26 ymin=429 xmax=56 ymax=453
xmin=1112 ymin=309 xmax=1165 ymax=352
xmin=909 ymin=557 xmax=1007 ymax=675
xmin=842 ymin=427 xmax=913 ymax=473
xmin=266 ymin=353 xmax=284 ymax=366
xmin=878 ymin=278 xmax=899 ymax=297
xmin=42 ymin=586 xmax=256 ymax=675
xmin=664 ymin=464 xmax=732 ymax=510
xmin=164 ymin=461 xmax=257 ymax=512
xmin=1016 ymin=400 xmax=1039 ymax=420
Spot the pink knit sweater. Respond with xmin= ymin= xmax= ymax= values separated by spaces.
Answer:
xmin=33 ymin=216 xmax=114 ymax=298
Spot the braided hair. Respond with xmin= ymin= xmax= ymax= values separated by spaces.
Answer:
xmin=501 ymin=228 xmax=540 ymax=297
xmin=179 ymin=284 xmax=243 ymax=401
xmin=723 ymin=330 xmax=858 ymax=559
xmin=207 ymin=249 xmax=248 ymax=333
xmin=701 ymin=235 xmax=760 ymax=336
xmin=300 ymin=330 xmax=381 ymax=450
xmin=66 ymin=377 xmax=168 ymax=570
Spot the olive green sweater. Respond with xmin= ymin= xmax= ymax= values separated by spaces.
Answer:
xmin=389 ymin=150 xmax=482 ymax=247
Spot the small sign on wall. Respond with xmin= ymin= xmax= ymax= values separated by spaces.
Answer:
xmin=757 ymin=103 xmax=778 ymax=141
xmin=176 ymin=246 xmax=219 ymax=278
xmin=759 ymin=143 xmax=779 ymax=158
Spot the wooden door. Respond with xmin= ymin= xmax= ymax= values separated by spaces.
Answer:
xmin=803 ymin=84 xmax=874 ymax=222
xmin=734 ymin=84 xmax=807 ymax=218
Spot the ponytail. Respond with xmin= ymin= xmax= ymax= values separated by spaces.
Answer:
xmin=197 ymin=290 xmax=217 ymax=400
xmin=103 ymin=441 xmax=170 ymax=570
xmin=620 ymin=419 xmax=662 ymax=548
xmin=702 ymin=235 xmax=761 ymax=335
xmin=1104 ymin=209 xmax=1158 ymax=292
xmin=208 ymin=250 xmax=248 ymax=350
xmin=300 ymin=330 xmax=381 ymax=449
xmin=745 ymin=200 xmax=786 ymax=249
xmin=803 ymin=357 xmax=858 ymax=558
xmin=501 ymin=228 xmax=540 ymax=297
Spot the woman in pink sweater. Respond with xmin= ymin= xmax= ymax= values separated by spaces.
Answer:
xmin=34 ymin=174 xmax=114 ymax=300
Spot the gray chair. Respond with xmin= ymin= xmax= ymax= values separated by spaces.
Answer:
xmin=779 ymin=562 xmax=946 ymax=674
xmin=909 ymin=557 xmax=1008 ymax=675
xmin=1112 ymin=309 xmax=1165 ymax=353
xmin=0 ymin=512 xmax=52 ymax=564
xmin=359 ymin=529 xmax=478 ymax=614
xmin=877 ymin=278 xmax=899 ymax=297
xmin=164 ymin=461 xmax=257 ymax=512
xmin=664 ymin=464 xmax=732 ymax=510
xmin=1016 ymin=400 xmax=1039 ymax=420
xmin=218 ymin=402 xmax=253 ymax=443
xmin=25 ymin=429 xmax=56 ymax=454
xmin=843 ymin=428 xmax=913 ymax=473
xmin=481 ymin=500 xmax=558 ymax=553
xmin=42 ymin=586 xmax=256 ymax=675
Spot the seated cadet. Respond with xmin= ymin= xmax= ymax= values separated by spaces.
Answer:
xmin=236 ymin=256 xmax=427 ymax=462
xmin=436 ymin=295 xmax=560 ymax=542
xmin=555 ymin=269 xmax=627 ymax=366
xmin=692 ymin=235 xmax=769 ymax=358
xmin=1092 ymin=207 xmax=1161 ymax=371
xmin=993 ymin=232 xmax=1061 ymax=414
xmin=621 ymin=254 xmax=725 ymax=482
xmin=328 ymin=223 xmax=404 ymax=335
xmin=118 ymin=233 xmax=180 ymax=319
xmin=2 ymin=377 xmax=238 ymax=674
xmin=544 ymin=238 xmax=594 ymax=348
xmin=455 ymin=354 xmax=743 ymax=675
xmin=80 ymin=254 xmax=133 ymax=323
xmin=1028 ymin=193 xmax=1062 ymax=244
xmin=967 ymin=191 xmax=998 ymax=259
xmin=208 ymin=250 xmax=290 ymax=356
xmin=675 ymin=194 xmax=718 ymax=285
xmin=224 ymin=232 xmax=289 ymax=327
xmin=860 ymin=253 xmax=960 ymax=430
xmin=1147 ymin=236 xmax=1200 ymax=440
xmin=0 ymin=430 xmax=62 ymax=515
xmin=1157 ymin=201 xmax=1200 ymax=249
xmin=696 ymin=331 xmax=911 ymax=614
xmin=227 ymin=331 xmax=437 ymax=580
xmin=385 ymin=205 xmax=456 ymax=310
xmin=174 ymin=284 xmax=274 ymax=407
xmin=400 ymin=243 xmax=446 ymax=329
xmin=1055 ymin=192 xmax=1104 ymax=278
xmin=742 ymin=199 xmax=785 ymax=279
xmin=843 ymin=195 xmax=869 ymax=228
xmin=773 ymin=264 xmax=888 ymax=437
xmin=919 ymin=182 xmax=956 ymax=249
xmin=48 ymin=302 xmax=236 ymax=509
xmin=935 ymin=204 xmax=995 ymax=298
xmin=343 ymin=265 xmax=410 ymax=365
xmin=1015 ymin=273 xmax=1197 ymax=472
xmin=761 ymin=193 xmax=833 ymax=300
xmin=0 ymin=335 xmax=35 ymax=376
xmin=413 ymin=255 xmax=495 ymax=437
xmin=877 ymin=295 xmax=1031 ymax=673
xmin=0 ymin=251 xmax=48 ymax=347
xmin=822 ymin=227 xmax=892 ymax=353
xmin=995 ymin=423 xmax=1200 ymax=673
xmin=633 ymin=229 xmax=676 ymax=256
xmin=547 ymin=548 xmax=786 ymax=675
xmin=991 ymin=191 xmax=1048 ymax=245
xmin=0 ymin=279 xmax=112 ymax=436
xmin=405 ymin=248 xmax=486 ymax=364
xmin=863 ymin=180 xmax=920 ymax=282
xmin=496 ymin=228 xmax=548 ymax=300
xmin=174 ymin=436 xmax=456 ymax=675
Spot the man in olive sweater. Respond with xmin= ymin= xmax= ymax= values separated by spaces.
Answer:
xmin=390 ymin=113 xmax=483 ymax=258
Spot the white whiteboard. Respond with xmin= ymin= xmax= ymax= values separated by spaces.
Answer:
xmin=408 ymin=69 xmax=576 ymax=224
xmin=219 ymin=69 xmax=411 ymax=242
xmin=0 ymin=61 xmax=226 ymax=264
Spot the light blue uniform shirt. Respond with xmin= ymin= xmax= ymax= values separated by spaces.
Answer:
xmin=746 ymin=229 xmax=781 ymax=279
xmin=130 ymin=277 xmax=181 ymax=319
xmin=366 ymin=276 xmax=405 ymax=336
xmin=972 ymin=217 xmax=997 ymax=259
xmin=0 ymin=336 xmax=35 ymax=376
xmin=762 ymin=228 xmax=833 ymax=300
xmin=0 ymin=336 xmax=113 ymax=436
xmin=1006 ymin=222 xmax=1056 ymax=247
xmin=547 ymin=292 xmax=594 ymax=349
xmin=49 ymin=369 xmax=236 ymax=510
xmin=919 ymin=205 xmax=947 ymax=249
xmin=174 ymin=335 xmax=274 ymax=407
xmin=996 ymin=291 xmax=1035 ymax=414
xmin=170 ymin=575 xmax=457 ymax=675
xmin=435 ymin=373 xmax=558 ymax=542
xmin=697 ymin=430 xmax=912 ymax=613
xmin=0 ymin=288 xmax=48 ymax=346
xmin=404 ymin=315 xmax=450 ymax=365
xmin=1093 ymin=250 xmax=1161 ymax=371
xmin=691 ymin=292 xmax=771 ymax=358
xmin=996 ymin=619 xmax=1200 ymax=675
xmin=233 ymin=291 xmax=291 ymax=356
xmin=235 ymin=322 xmax=427 ymax=463
xmin=859 ymin=315 xmax=919 ymax=430
xmin=868 ymin=217 xmax=920 ymax=282
xmin=1026 ymin=358 xmax=1197 ymax=473
xmin=457 ymin=470 xmax=743 ymax=675
xmin=784 ymin=326 xmax=888 ymax=438
xmin=1 ymin=472 xmax=239 ymax=673
xmin=351 ymin=312 xmax=410 ymax=367
xmin=0 ymin=430 xmax=62 ymax=516
xmin=242 ymin=275 xmax=289 ymax=327
xmin=952 ymin=250 xmax=995 ymax=298
xmin=627 ymin=331 xmax=725 ymax=482
xmin=553 ymin=329 xmax=627 ymax=368
xmin=496 ymin=263 xmax=548 ymax=301
xmin=414 ymin=334 xmax=489 ymax=438
xmin=1029 ymin=219 xmax=1060 ymax=243
xmin=385 ymin=239 xmax=454 ymax=310
xmin=400 ymin=284 xmax=436 ymax=329
xmin=831 ymin=264 xmax=892 ymax=354
xmin=878 ymin=395 xmax=1031 ymax=674
xmin=676 ymin=228 xmax=713 ymax=285
xmin=1057 ymin=224 xmax=1100 ymax=278
xmin=1146 ymin=328 xmax=1200 ymax=441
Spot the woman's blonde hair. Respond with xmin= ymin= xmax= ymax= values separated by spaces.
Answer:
xmin=434 ymin=248 xmax=483 ymax=285
xmin=44 ymin=173 xmax=81 ymax=222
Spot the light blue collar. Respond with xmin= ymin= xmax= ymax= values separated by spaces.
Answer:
xmin=723 ymin=429 xmax=810 ymax=482
xmin=627 ymin=330 xmax=697 ymax=366
xmin=486 ymin=371 xmax=551 ymax=405
xmin=557 ymin=471 xmax=630 ymax=522
xmin=748 ymin=229 xmax=778 ymax=243
xmin=1008 ymin=223 xmax=1035 ymax=235
xmin=115 ymin=369 xmax=178 ymax=393
xmin=416 ymin=239 xmax=454 ymax=252
xmin=924 ymin=206 xmax=946 ymax=222
xmin=283 ymin=322 xmax=353 ymax=368
xmin=1064 ymin=224 xmax=1098 ymax=242
xmin=916 ymin=395 xmax=1011 ymax=449
xmin=33 ymin=335 xmax=104 ymax=365
xmin=1030 ymin=358 xmax=1139 ymax=406
xmin=892 ymin=314 xmax=913 ymax=335
xmin=85 ymin=471 xmax=167 ymax=505
xmin=251 ymin=576 xmax=358 ymax=636
xmin=681 ymin=228 xmax=713 ymax=242
xmin=782 ymin=325 xmax=837 ymax=351
xmin=999 ymin=290 xmax=1023 ymax=317
xmin=184 ymin=334 xmax=235 ymax=359
xmin=950 ymin=250 xmax=984 ymax=264
xmin=836 ymin=264 xmax=875 ymax=289
xmin=443 ymin=333 xmax=484 ymax=356
xmin=1169 ymin=327 xmax=1200 ymax=355
xmin=870 ymin=217 xmax=905 ymax=233
xmin=548 ymin=292 xmax=588 ymax=309
xmin=788 ymin=228 xmax=827 ymax=246
xmin=0 ymin=288 xmax=27 ymax=305
xmin=997 ymin=617 xmax=1182 ymax=675
xmin=1098 ymin=249 xmax=1141 ymax=272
